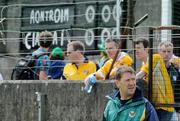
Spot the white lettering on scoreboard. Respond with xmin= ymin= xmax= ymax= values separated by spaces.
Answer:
xmin=24 ymin=3 xmax=123 ymax=49
xmin=30 ymin=8 xmax=69 ymax=24
xmin=24 ymin=28 xmax=120 ymax=50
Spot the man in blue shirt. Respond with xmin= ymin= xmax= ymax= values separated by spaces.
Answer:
xmin=32 ymin=31 xmax=52 ymax=80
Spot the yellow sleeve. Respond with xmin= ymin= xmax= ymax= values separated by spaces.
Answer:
xmin=140 ymin=54 xmax=162 ymax=75
xmin=95 ymin=54 xmax=133 ymax=80
xmin=110 ymin=55 xmax=133 ymax=78
xmin=140 ymin=64 xmax=149 ymax=74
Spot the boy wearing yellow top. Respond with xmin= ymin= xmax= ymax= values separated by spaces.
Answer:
xmin=135 ymin=38 xmax=178 ymax=121
xmin=84 ymin=38 xmax=133 ymax=84
xmin=63 ymin=41 xmax=97 ymax=80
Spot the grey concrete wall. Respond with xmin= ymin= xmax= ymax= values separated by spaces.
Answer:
xmin=0 ymin=80 xmax=114 ymax=121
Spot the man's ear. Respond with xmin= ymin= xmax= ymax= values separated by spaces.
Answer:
xmin=145 ymin=47 xmax=149 ymax=52
xmin=115 ymin=80 xmax=119 ymax=87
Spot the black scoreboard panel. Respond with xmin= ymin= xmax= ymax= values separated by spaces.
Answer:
xmin=20 ymin=0 xmax=128 ymax=54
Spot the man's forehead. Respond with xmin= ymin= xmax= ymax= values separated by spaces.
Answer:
xmin=160 ymin=45 xmax=173 ymax=50
xmin=121 ymin=72 xmax=135 ymax=78
xmin=67 ymin=45 xmax=74 ymax=50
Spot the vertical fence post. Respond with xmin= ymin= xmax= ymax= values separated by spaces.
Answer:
xmin=36 ymin=92 xmax=46 ymax=121
xmin=148 ymin=27 xmax=154 ymax=102
xmin=116 ymin=0 xmax=121 ymax=39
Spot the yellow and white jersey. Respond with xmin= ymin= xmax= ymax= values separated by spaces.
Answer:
xmin=95 ymin=52 xmax=133 ymax=80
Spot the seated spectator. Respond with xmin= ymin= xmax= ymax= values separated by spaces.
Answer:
xmin=48 ymin=47 xmax=65 ymax=79
xmin=63 ymin=41 xmax=98 ymax=80
xmin=84 ymin=38 xmax=133 ymax=85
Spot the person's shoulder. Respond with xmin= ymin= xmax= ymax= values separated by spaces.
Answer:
xmin=142 ymin=97 xmax=158 ymax=116
xmin=87 ymin=60 xmax=97 ymax=66
xmin=32 ymin=48 xmax=47 ymax=57
xmin=32 ymin=49 xmax=39 ymax=56
xmin=142 ymin=97 xmax=149 ymax=103
xmin=104 ymin=59 xmax=113 ymax=64
xmin=51 ymin=60 xmax=65 ymax=66
xmin=105 ymin=89 xmax=119 ymax=100
xmin=63 ymin=63 xmax=74 ymax=73
xmin=117 ymin=52 xmax=132 ymax=61
xmin=153 ymin=53 xmax=162 ymax=60
xmin=64 ymin=63 xmax=72 ymax=67
xmin=142 ymin=97 xmax=154 ymax=108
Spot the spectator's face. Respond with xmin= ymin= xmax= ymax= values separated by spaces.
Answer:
xmin=159 ymin=45 xmax=173 ymax=62
xmin=105 ymin=41 xmax=118 ymax=59
xmin=66 ymin=44 xmax=79 ymax=62
xmin=135 ymin=43 xmax=148 ymax=61
xmin=115 ymin=72 xmax=136 ymax=99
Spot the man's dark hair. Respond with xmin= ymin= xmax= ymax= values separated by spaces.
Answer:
xmin=39 ymin=31 xmax=53 ymax=48
xmin=134 ymin=38 xmax=149 ymax=48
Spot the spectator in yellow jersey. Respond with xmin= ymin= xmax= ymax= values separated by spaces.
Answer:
xmin=158 ymin=41 xmax=180 ymax=114
xmin=84 ymin=38 xmax=133 ymax=86
xmin=136 ymin=38 xmax=178 ymax=121
xmin=62 ymin=41 xmax=97 ymax=80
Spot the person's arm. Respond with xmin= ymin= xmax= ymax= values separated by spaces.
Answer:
xmin=170 ymin=55 xmax=180 ymax=69
xmin=136 ymin=71 xmax=146 ymax=80
xmin=39 ymin=55 xmax=49 ymax=80
xmin=39 ymin=71 xmax=48 ymax=80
